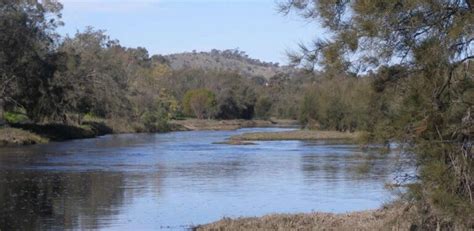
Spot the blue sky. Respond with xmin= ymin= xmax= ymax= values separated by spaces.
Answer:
xmin=58 ymin=0 xmax=325 ymax=64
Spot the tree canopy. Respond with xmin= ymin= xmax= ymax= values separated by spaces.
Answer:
xmin=280 ymin=0 xmax=473 ymax=228
xmin=183 ymin=88 xmax=217 ymax=119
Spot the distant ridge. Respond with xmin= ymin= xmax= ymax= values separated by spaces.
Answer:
xmin=161 ymin=49 xmax=293 ymax=79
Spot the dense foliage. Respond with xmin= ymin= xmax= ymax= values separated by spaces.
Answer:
xmin=280 ymin=0 xmax=473 ymax=228
xmin=183 ymin=89 xmax=217 ymax=119
xmin=0 ymin=1 xmax=325 ymax=130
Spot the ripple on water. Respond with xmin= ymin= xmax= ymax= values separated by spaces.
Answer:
xmin=0 ymin=127 xmax=403 ymax=230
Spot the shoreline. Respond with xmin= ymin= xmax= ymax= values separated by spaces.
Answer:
xmin=0 ymin=120 xmax=366 ymax=147
xmin=169 ymin=118 xmax=299 ymax=131
xmin=229 ymin=130 xmax=361 ymax=142
xmin=194 ymin=202 xmax=413 ymax=230
xmin=0 ymin=119 xmax=300 ymax=147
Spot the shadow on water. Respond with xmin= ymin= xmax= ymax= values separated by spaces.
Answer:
xmin=0 ymin=170 xmax=165 ymax=230
xmin=0 ymin=171 xmax=122 ymax=230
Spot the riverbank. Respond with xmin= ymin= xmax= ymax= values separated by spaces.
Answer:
xmin=0 ymin=119 xmax=300 ymax=146
xmin=169 ymin=119 xmax=298 ymax=131
xmin=0 ymin=128 xmax=48 ymax=146
xmin=0 ymin=122 xmax=113 ymax=146
xmin=195 ymin=202 xmax=414 ymax=230
xmin=230 ymin=130 xmax=360 ymax=141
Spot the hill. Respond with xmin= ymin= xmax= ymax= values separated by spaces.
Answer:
xmin=161 ymin=49 xmax=293 ymax=79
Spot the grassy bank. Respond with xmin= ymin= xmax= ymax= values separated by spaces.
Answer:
xmin=195 ymin=203 xmax=414 ymax=231
xmin=0 ymin=128 xmax=48 ymax=146
xmin=230 ymin=130 xmax=360 ymax=141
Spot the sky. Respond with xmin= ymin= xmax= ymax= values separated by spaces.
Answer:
xmin=57 ymin=0 xmax=325 ymax=64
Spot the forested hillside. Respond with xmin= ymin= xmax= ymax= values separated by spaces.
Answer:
xmin=163 ymin=49 xmax=293 ymax=79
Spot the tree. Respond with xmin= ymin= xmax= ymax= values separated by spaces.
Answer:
xmin=255 ymin=96 xmax=273 ymax=119
xmin=215 ymin=86 xmax=256 ymax=120
xmin=0 ymin=0 xmax=63 ymax=121
xmin=182 ymin=89 xmax=217 ymax=119
xmin=280 ymin=0 xmax=473 ymax=228
xmin=298 ymin=76 xmax=372 ymax=131
xmin=59 ymin=28 xmax=130 ymax=120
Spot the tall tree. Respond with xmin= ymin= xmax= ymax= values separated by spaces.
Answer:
xmin=0 ymin=0 xmax=63 ymax=121
xmin=280 ymin=0 xmax=473 ymax=228
xmin=59 ymin=28 xmax=130 ymax=119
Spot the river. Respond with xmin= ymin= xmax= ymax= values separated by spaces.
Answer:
xmin=0 ymin=127 xmax=400 ymax=230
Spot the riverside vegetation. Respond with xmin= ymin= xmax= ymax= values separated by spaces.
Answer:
xmin=195 ymin=202 xmax=416 ymax=231
xmin=0 ymin=0 xmax=473 ymax=230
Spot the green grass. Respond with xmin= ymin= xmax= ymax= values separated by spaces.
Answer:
xmin=82 ymin=112 xmax=104 ymax=122
xmin=4 ymin=111 xmax=29 ymax=124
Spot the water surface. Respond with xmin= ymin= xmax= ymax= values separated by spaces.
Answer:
xmin=0 ymin=127 xmax=398 ymax=230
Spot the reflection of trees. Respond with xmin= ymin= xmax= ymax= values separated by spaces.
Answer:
xmin=0 ymin=171 xmax=130 ymax=230
xmin=301 ymin=154 xmax=340 ymax=189
xmin=172 ymin=160 xmax=247 ymax=180
xmin=300 ymin=145 xmax=393 ymax=187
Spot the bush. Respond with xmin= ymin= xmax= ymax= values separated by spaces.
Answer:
xmin=298 ymin=76 xmax=372 ymax=132
xmin=4 ymin=111 xmax=29 ymax=124
xmin=141 ymin=110 xmax=170 ymax=132
xmin=255 ymin=97 xmax=272 ymax=119
xmin=182 ymin=89 xmax=217 ymax=119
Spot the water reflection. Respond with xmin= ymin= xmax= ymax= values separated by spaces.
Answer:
xmin=0 ymin=128 xmax=402 ymax=230
xmin=0 ymin=171 xmax=115 ymax=230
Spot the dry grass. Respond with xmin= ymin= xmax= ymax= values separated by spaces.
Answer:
xmin=0 ymin=128 xmax=48 ymax=146
xmin=195 ymin=202 xmax=415 ymax=231
xmin=169 ymin=119 xmax=275 ymax=131
xmin=230 ymin=130 xmax=360 ymax=141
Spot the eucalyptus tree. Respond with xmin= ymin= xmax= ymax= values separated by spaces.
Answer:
xmin=0 ymin=0 xmax=63 ymax=121
xmin=279 ymin=0 xmax=473 ymax=228
xmin=59 ymin=28 xmax=131 ymax=119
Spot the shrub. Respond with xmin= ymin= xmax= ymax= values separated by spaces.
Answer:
xmin=182 ymin=89 xmax=217 ymax=119
xmin=4 ymin=112 xmax=29 ymax=124
xmin=255 ymin=97 xmax=272 ymax=119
